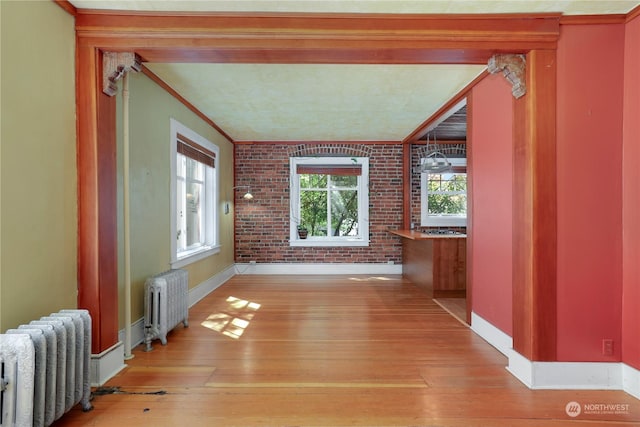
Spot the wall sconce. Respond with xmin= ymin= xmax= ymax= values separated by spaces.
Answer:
xmin=225 ymin=186 xmax=253 ymax=214
xmin=233 ymin=186 xmax=253 ymax=200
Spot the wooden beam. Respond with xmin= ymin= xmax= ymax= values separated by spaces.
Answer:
xmin=512 ymin=49 xmax=557 ymax=361
xmin=53 ymin=0 xmax=76 ymax=16
xmin=560 ymin=14 xmax=627 ymax=25
xmin=628 ymin=4 xmax=640 ymax=22
xmin=75 ymin=12 xmax=560 ymax=65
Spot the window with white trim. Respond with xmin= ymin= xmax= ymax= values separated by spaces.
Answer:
xmin=290 ymin=157 xmax=369 ymax=247
xmin=170 ymin=119 xmax=220 ymax=267
xmin=421 ymin=157 xmax=467 ymax=227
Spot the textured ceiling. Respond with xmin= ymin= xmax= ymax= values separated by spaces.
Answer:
xmin=69 ymin=0 xmax=640 ymax=142
xmin=145 ymin=63 xmax=485 ymax=142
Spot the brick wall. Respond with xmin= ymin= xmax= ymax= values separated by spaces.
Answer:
xmin=234 ymin=143 xmax=403 ymax=263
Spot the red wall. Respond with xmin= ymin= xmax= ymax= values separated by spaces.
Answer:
xmin=469 ymin=73 xmax=514 ymax=335
xmin=622 ymin=13 xmax=640 ymax=370
xmin=234 ymin=143 xmax=403 ymax=263
xmin=556 ymin=23 xmax=625 ymax=362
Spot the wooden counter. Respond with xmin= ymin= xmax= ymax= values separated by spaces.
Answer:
xmin=389 ymin=229 xmax=467 ymax=240
xmin=390 ymin=230 xmax=466 ymax=298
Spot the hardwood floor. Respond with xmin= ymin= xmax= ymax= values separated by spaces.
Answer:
xmin=433 ymin=297 xmax=468 ymax=325
xmin=56 ymin=275 xmax=639 ymax=426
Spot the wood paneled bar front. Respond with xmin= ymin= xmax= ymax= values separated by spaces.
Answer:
xmin=390 ymin=230 xmax=467 ymax=299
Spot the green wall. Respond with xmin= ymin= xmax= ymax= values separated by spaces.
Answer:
xmin=0 ymin=1 xmax=234 ymax=333
xmin=116 ymin=72 xmax=235 ymax=328
xmin=0 ymin=1 xmax=77 ymax=330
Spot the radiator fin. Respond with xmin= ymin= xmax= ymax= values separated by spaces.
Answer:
xmin=0 ymin=309 xmax=93 ymax=427
xmin=144 ymin=269 xmax=189 ymax=351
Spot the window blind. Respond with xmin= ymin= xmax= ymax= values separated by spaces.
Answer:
xmin=296 ymin=164 xmax=362 ymax=176
xmin=177 ymin=133 xmax=215 ymax=168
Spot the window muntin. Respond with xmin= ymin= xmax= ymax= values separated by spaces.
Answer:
xmin=176 ymin=155 xmax=206 ymax=252
xmin=290 ymin=157 xmax=369 ymax=247
xmin=420 ymin=157 xmax=467 ymax=227
xmin=170 ymin=119 xmax=220 ymax=267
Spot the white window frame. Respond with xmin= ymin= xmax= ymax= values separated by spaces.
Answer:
xmin=420 ymin=157 xmax=467 ymax=227
xmin=290 ymin=156 xmax=369 ymax=247
xmin=170 ymin=119 xmax=220 ymax=268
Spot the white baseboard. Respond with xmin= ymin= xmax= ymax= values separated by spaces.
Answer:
xmin=188 ymin=264 xmax=235 ymax=307
xmin=118 ymin=317 xmax=146 ymax=351
xmin=90 ymin=341 xmax=126 ymax=387
xmin=623 ymin=363 xmax=640 ymax=399
xmin=471 ymin=312 xmax=640 ymax=400
xmin=470 ymin=311 xmax=513 ymax=357
xmin=506 ymin=350 xmax=533 ymax=387
xmin=234 ymin=262 xmax=403 ymax=275
xmin=507 ymin=350 xmax=623 ymax=390
xmin=507 ymin=351 xmax=640 ymax=399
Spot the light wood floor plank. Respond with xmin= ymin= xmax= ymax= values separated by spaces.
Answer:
xmin=55 ymin=274 xmax=640 ymax=426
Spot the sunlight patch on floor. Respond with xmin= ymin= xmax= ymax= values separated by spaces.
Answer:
xmin=201 ymin=296 xmax=261 ymax=339
xmin=348 ymin=276 xmax=394 ymax=282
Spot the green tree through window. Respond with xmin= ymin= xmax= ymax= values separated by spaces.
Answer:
xmin=300 ymin=173 xmax=359 ymax=236
xmin=420 ymin=156 xmax=467 ymax=227
xmin=427 ymin=173 xmax=467 ymax=215
xmin=290 ymin=156 xmax=369 ymax=246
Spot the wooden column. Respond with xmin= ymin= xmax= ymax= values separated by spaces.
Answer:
xmin=511 ymin=49 xmax=558 ymax=361
xmin=76 ymin=45 xmax=119 ymax=354
xmin=465 ymin=91 xmax=474 ymax=325
xmin=402 ymin=143 xmax=412 ymax=229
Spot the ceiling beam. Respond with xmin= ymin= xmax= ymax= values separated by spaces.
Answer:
xmin=76 ymin=12 xmax=560 ymax=64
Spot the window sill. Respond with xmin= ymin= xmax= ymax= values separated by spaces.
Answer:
xmin=290 ymin=239 xmax=369 ymax=248
xmin=171 ymin=245 xmax=220 ymax=269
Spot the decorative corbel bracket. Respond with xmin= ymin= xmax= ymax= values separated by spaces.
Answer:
xmin=487 ymin=54 xmax=526 ymax=99
xmin=103 ymin=52 xmax=142 ymax=96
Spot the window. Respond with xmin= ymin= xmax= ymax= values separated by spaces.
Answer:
xmin=420 ymin=157 xmax=467 ymax=227
xmin=170 ymin=119 xmax=220 ymax=267
xmin=290 ymin=157 xmax=369 ymax=247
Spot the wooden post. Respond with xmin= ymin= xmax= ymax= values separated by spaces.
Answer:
xmin=511 ymin=49 xmax=558 ymax=361
xmin=76 ymin=46 xmax=119 ymax=354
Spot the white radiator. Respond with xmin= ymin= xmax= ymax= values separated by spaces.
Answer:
xmin=0 ymin=309 xmax=92 ymax=427
xmin=144 ymin=269 xmax=189 ymax=351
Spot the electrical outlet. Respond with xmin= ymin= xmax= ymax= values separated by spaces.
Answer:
xmin=602 ymin=339 xmax=614 ymax=356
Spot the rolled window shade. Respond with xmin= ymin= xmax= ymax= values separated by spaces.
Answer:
xmin=296 ymin=164 xmax=361 ymax=176
xmin=177 ymin=133 xmax=215 ymax=168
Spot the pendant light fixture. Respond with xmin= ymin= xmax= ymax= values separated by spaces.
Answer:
xmin=419 ymin=132 xmax=452 ymax=174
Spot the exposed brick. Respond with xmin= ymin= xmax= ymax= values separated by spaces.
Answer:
xmin=235 ymin=144 xmax=403 ymax=263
